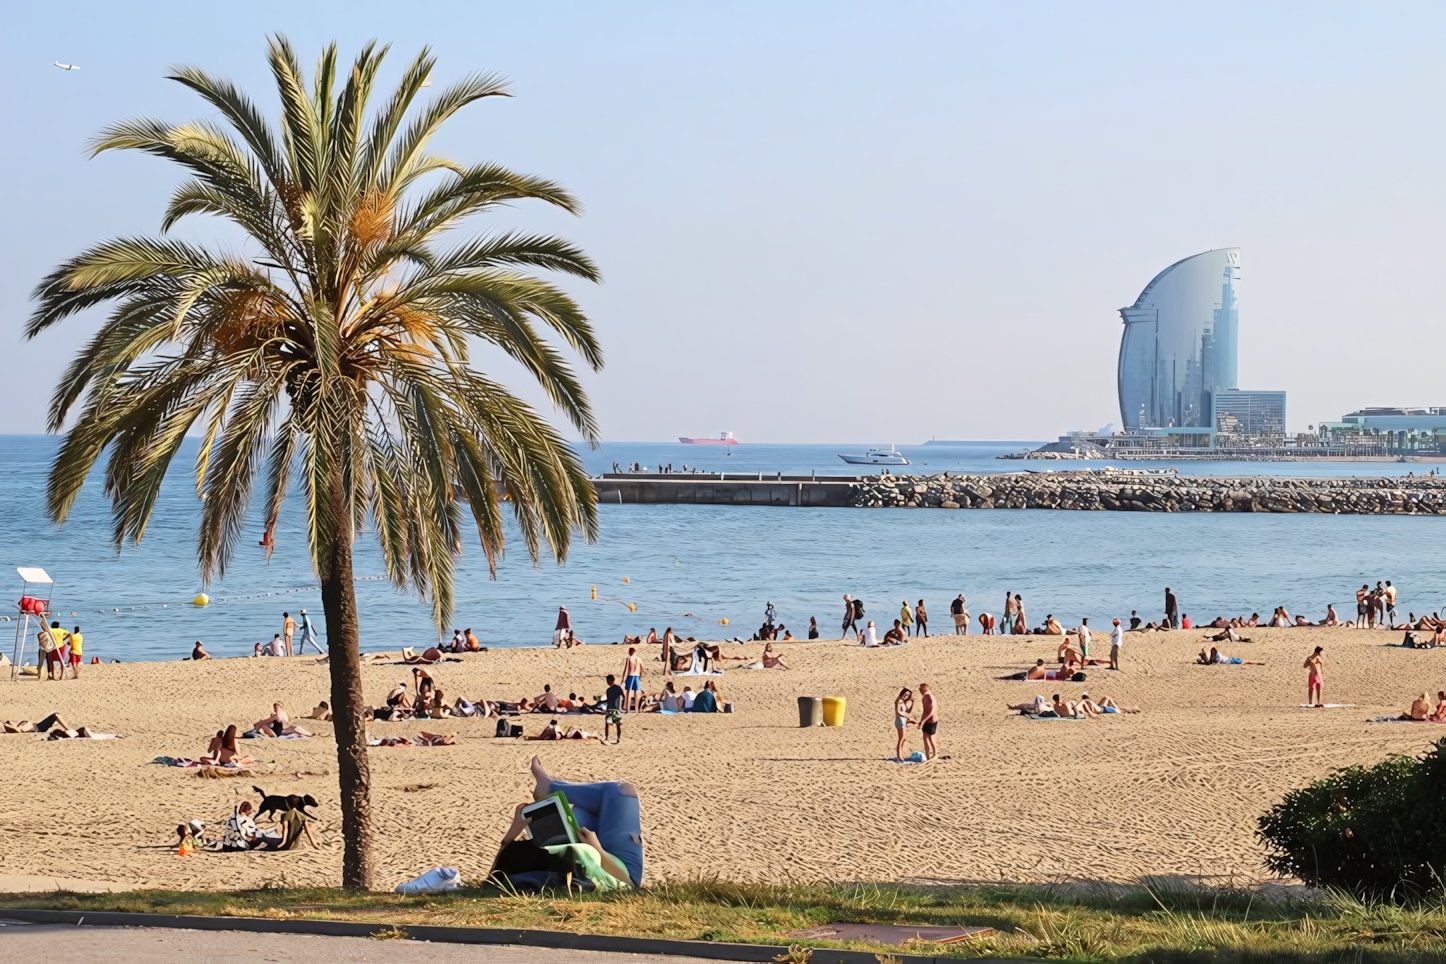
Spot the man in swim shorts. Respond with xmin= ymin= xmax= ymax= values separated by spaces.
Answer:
xmin=918 ymin=682 xmax=939 ymax=760
xmin=622 ymin=647 xmax=643 ymax=713
xmin=1304 ymin=646 xmax=1324 ymax=707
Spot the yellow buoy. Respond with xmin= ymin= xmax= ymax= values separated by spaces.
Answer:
xmin=622 ymin=576 xmax=630 ymax=584
xmin=719 ymin=617 xmax=728 ymax=625
xmin=192 ymin=593 xmax=210 ymax=607
xmin=627 ymin=602 xmax=637 ymax=612
xmin=591 ymin=586 xmax=597 ymax=600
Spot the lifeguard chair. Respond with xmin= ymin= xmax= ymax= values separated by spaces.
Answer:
xmin=10 ymin=568 xmax=55 ymax=682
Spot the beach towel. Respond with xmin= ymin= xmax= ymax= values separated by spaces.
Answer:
xmin=1024 ymin=714 xmax=1084 ymax=721
xmin=1298 ymin=704 xmax=1356 ymax=709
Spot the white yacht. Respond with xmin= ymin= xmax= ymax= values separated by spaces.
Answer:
xmin=838 ymin=445 xmax=910 ymax=466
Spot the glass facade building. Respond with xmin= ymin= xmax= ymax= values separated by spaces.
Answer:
xmin=1118 ymin=248 xmax=1240 ymax=430
xmin=1212 ymin=389 xmax=1286 ymax=437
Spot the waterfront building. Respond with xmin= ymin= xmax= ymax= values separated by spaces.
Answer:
xmin=1212 ymin=389 xmax=1287 ymax=438
xmin=1118 ymin=247 xmax=1240 ymax=431
xmin=1318 ymin=407 xmax=1446 ymax=453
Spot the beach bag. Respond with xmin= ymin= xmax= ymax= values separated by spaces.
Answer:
xmin=1071 ymin=672 xmax=1087 ymax=682
xmin=495 ymin=717 xmax=510 ymax=737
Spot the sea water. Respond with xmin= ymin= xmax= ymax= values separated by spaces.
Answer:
xmin=0 ymin=436 xmax=1441 ymax=662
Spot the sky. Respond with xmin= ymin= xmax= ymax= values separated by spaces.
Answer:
xmin=2 ymin=1 xmax=1443 ymax=442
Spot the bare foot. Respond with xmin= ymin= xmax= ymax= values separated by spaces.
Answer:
xmin=530 ymin=755 xmax=551 ymax=800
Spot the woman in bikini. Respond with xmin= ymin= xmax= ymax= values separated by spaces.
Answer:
xmin=894 ymin=688 xmax=915 ymax=760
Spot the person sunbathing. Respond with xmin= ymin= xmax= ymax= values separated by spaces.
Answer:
xmin=1205 ymin=626 xmax=1252 ymax=643
xmin=1056 ymin=638 xmax=1082 ymax=664
xmin=1043 ymin=615 xmax=1063 ymax=635
xmin=531 ymin=685 xmax=561 ymax=713
xmin=465 ymin=628 xmax=482 ymax=651
xmin=1431 ymin=692 xmax=1446 ymax=723
xmin=744 ymin=642 xmax=790 ymax=670
xmin=401 ymin=646 xmax=444 ymax=664
xmin=305 ymin=701 xmax=333 ymax=721
xmin=1294 ymin=615 xmax=1314 ymax=627
xmin=995 ymin=659 xmax=1059 ymax=682
xmin=1208 ymin=617 xmax=1229 ymax=629
xmin=1198 ymin=647 xmax=1264 ymax=665
xmin=1246 ymin=613 xmax=1260 ymax=627
xmin=1051 ymin=694 xmax=1079 ymax=718
xmin=1077 ymin=693 xmax=1140 ymax=716
xmin=1324 ymin=605 xmax=1339 ymax=627
xmin=3 ymin=712 xmax=73 ymax=733
xmin=1402 ymin=693 xmax=1433 ymax=721
xmin=414 ymin=731 xmax=457 ymax=745
xmin=202 ymin=725 xmax=254 ymax=765
xmin=255 ymin=635 xmax=285 ymax=657
xmin=1007 ymin=695 xmax=1052 ymax=715
xmin=254 ymin=702 xmax=291 ymax=736
xmin=651 ymin=682 xmax=682 ymax=712
xmin=526 ymin=720 xmax=596 ymax=741
xmin=882 ymin=620 xmax=907 ymax=645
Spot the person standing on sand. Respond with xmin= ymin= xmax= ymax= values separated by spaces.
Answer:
xmin=918 ymin=683 xmax=939 ymax=760
xmin=1304 ymin=646 xmax=1325 ymax=707
xmin=1012 ymin=595 xmax=1027 ymax=636
xmin=899 ymin=601 xmax=913 ymax=635
xmin=893 ymin=687 xmax=915 ymax=761
xmin=1109 ymin=618 xmax=1123 ymax=670
xmin=979 ymin=612 xmax=995 ymax=634
xmin=1077 ymin=618 xmax=1090 ymax=661
xmin=1164 ymin=588 xmax=1179 ymax=630
xmin=622 ymin=647 xmax=643 ymax=713
xmin=66 ymin=626 xmax=83 ymax=678
xmin=915 ymin=599 xmax=928 ymax=637
xmin=1002 ymin=592 xmax=1016 ymax=636
xmin=282 ymin=611 xmax=296 ymax=657
xmin=297 ymin=609 xmax=321 ymax=654
xmin=841 ymin=594 xmax=858 ymax=639
xmin=603 ymin=674 xmax=625 ymax=743
xmin=1386 ymin=581 xmax=1399 ymax=626
xmin=951 ymin=594 xmax=968 ymax=635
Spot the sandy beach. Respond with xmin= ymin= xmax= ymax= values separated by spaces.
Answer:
xmin=0 ymin=626 xmax=1438 ymax=892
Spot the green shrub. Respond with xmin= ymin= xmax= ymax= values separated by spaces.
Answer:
xmin=1257 ymin=737 xmax=1446 ymax=900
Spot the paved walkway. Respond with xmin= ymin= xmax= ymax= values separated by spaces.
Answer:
xmin=0 ymin=923 xmax=752 ymax=963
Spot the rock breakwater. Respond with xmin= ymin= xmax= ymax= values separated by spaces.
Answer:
xmin=848 ymin=471 xmax=1446 ymax=514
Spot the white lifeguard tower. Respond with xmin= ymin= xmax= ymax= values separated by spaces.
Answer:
xmin=10 ymin=568 xmax=55 ymax=682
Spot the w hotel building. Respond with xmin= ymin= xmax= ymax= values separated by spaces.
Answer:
xmin=1117 ymin=248 xmax=1285 ymax=441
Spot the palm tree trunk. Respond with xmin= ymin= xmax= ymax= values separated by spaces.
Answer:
xmin=320 ymin=486 xmax=374 ymax=890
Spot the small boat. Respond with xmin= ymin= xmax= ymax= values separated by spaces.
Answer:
xmin=679 ymin=432 xmax=738 ymax=445
xmin=838 ymin=445 xmax=910 ymax=466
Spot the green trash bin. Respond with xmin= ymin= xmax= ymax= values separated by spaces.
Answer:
xmin=797 ymin=695 xmax=823 ymax=727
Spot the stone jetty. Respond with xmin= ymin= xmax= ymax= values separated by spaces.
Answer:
xmin=847 ymin=470 xmax=1446 ymax=514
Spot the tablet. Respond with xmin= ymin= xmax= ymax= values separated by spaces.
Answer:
xmin=522 ymin=792 xmax=580 ymax=847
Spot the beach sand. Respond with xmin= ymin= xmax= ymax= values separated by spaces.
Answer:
xmin=0 ymin=626 xmax=1436 ymax=891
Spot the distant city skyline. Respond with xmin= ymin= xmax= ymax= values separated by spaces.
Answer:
xmin=3 ymin=2 xmax=1444 ymax=441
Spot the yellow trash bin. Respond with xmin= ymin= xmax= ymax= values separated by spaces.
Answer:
xmin=821 ymin=695 xmax=846 ymax=727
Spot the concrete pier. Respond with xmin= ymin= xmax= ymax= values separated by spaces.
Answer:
xmin=591 ymin=472 xmax=862 ymax=507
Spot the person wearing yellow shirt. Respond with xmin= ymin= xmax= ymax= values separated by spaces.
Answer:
xmin=66 ymin=626 xmax=83 ymax=679
xmin=41 ymin=622 xmax=69 ymax=681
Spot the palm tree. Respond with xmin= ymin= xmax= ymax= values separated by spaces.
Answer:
xmin=26 ymin=37 xmax=601 ymax=889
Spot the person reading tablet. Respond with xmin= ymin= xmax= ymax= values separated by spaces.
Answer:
xmin=488 ymin=757 xmax=642 ymax=891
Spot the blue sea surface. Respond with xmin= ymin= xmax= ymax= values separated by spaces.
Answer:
xmin=0 ymin=436 xmax=1441 ymax=663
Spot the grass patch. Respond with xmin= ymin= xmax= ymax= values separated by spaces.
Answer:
xmin=9 ymin=878 xmax=1446 ymax=961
